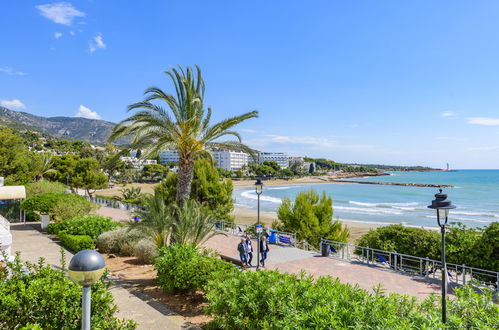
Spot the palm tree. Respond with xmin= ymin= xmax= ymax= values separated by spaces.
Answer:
xmin=109 ymin=65 xmax=258 ymax=204
xmin=130 ymin=192 xmax=173 ymax=248
xmin=171 ymin=199 xmax=225 ymax=246
xmin=34 ymin=152 xmax=56 ymax=181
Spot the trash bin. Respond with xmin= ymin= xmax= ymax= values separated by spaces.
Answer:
xmin=321 ymin=242 xmax=330 ymax=257
xmin=269 ymin=230 xmax=277 ymax=244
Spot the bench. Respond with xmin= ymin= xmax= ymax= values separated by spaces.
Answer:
xmin=278 ymin=235 xmax=291 ymax=245
xmin=220 ymin=254 xmax=245 ymax=268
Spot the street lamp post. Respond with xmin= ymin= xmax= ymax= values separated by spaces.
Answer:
xmin=255 ymin=178 xmax=263 ymax=270
xmin=68 ymin=250 xmax=106 ymax=330
xmin=427 ymin=189 xmax=456 ymax=324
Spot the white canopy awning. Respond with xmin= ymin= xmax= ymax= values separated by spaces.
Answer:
xmin=0 ymin=186 xmax=26 ymax=200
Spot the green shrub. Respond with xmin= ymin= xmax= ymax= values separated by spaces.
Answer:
xmin=277 ymin=190 xmax=349 ymax=247
xmin=96 ymin=228 xmax=146 ymax=256
xmin=0 ymin=255 xmax=136 ymax=329
xmin=134 ymin=239 xmax=159 ymax=264
xmin=155 ymin=243 xmax=236 ymax=294
xmin=20 ymin=193 xmax=93 ymax=222
xmin=356 ymin=224 xmax=440 ymax=259
xmin=25 ymin=180 xmax=67 ymax=198
xmin=205 ymin=269 xmax=499 ymax=329
xmin=59 ymin=233 xmax=95 ymax=252
xmin=47 ymin=215 xmax=120 ymax=240
xmin=356 ymin=223 xmax=499 ymax=272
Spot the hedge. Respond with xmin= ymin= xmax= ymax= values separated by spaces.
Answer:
xmin=59 ymin=233 xmax=95 ymax=252
xmin=47 ymin=215 xmax=121 ymax=240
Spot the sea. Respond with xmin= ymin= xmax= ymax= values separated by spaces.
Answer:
xmin=233 ymin=170 xmax=499 ymax=229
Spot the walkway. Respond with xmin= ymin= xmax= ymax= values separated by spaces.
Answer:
xmin=9 ymin=223 xmax=197 ymax=330
xmin=202 ymin=233 xmax=443 ymax=299
xmin=97 ymin=205 xmax=443 ymax=299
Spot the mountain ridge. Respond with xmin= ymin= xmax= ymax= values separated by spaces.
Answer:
xmin=0 ymin=106 xmax=117 ymax=144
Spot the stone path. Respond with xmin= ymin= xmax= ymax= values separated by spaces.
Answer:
xmin=9 ymin=223 xmax=196 ymax=330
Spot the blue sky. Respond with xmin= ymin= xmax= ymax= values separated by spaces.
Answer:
xmin=2 ymin=1 xmax=499 ymax=169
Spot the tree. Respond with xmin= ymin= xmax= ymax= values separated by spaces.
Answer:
xmin=262 ymin=161 xmax=281 ymax=172
xmin=71 ymin=158 xmax=108 ymax=196
xmin=135 ymin=149 xmax=142 ymax=158
xmin=155 ymin=159 xmax=234 ymax=221
xmin=277 ymin=190 xmax=349 ymax=247
xmin=254 ymin=164 xmax=275 ymax=177
xmin=141 ymin=164 xmax=165 ymax=181
xmin=0 ymin=128 xmax=37 ymax=184
xmin=309 ymin=162 xmax=315 ymax=174
xmin=109 ymin=65 xmax=258 ymax=205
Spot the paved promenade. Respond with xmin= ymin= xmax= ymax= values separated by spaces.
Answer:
xmin=95 ymin=205 xmax=443 ymax=299
xmin=9 ymin=223 xmax=196 ymax=330
xmin=202 ymin=233 xmax=443 ymax=299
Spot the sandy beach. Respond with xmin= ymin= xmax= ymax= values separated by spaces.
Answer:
xmin=94 ymin=175 xmax=384 ymax=243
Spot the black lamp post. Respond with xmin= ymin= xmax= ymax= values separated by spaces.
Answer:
xmin=255 ymin=178 xmax=263 ymax=270
xmin=68 ymin=250 xmax=106 ymax=330
xmin=428 ymin=189 xmax=456 ymax=324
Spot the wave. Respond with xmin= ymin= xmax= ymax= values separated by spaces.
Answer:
xmin=267 ymin=186 xmax=301 ymax=190
xmin=335 ymin=206 xmax=404 ymax=216
xmin=452 ymin=211 xmax=499 ymax=218
xmin=349 ymin=201 xmax=419 ymax=211
xmin=240 ymin=190 xmax=282 ymax=204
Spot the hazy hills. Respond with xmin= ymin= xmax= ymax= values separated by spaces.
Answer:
xmin=0 ymin=107 xmax=117 ymax=145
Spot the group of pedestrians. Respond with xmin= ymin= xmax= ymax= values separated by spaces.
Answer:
xmin=237 ymin=235 xmax=270 ymax=267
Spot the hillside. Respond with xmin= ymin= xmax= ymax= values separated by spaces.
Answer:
xmin=0 ymin=106 xmax=117 ymax=145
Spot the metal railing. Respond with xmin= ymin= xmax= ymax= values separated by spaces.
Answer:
xmin=321 ymin=238 xmax=499 ymax=293
xmin=213 ymin=219 xmax=297 ymax=247
xmin=84 ymin=196 xmax=145 ymax=212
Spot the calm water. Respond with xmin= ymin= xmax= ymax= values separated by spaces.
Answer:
xmin=233 ymin=170 xmax=499 ymax=228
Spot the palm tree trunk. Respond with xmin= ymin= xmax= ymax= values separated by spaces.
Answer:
xmin=176 ymin=158 xmax=194 ymax=205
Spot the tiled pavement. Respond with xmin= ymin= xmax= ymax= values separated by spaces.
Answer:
xmin=202 ymin=233 xmax=443 ymax=299
xmin=98 ymin=205 xmax=444 ymax=299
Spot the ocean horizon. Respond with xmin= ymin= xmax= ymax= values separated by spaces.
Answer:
xmin=233 ymin=170 xmax=499 ymax=229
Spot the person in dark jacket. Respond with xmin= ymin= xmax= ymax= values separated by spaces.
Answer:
xmin=245 ymin=236 xmax=253 ymax=266
xmin=260 ymin=236 xmax=270 ymax=267
xmin=237 ymin=238 xmax=247 ymax=265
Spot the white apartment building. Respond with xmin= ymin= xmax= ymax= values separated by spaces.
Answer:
xmin=258 ymin=152 xmax=289 ymax=169
xmin=159 ymin=150 xmax=249 ymax=171
xmin=213 ymin=150 xmax=249 ymax=171
xmin=159 ymin=150 xmax=180 ymax=164
xmin=120 ymin=157 xmax=157 ymax=169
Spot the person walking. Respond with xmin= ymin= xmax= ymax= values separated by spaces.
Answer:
xmin=260 ymin=236 xmax=270 ymax=267
xmin=245 ymin=236 xmax=253 ymax=267
xmin=237 ymin=238 xmax=247 ymax=266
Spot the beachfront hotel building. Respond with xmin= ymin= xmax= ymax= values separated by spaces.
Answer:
xmin=258 ymin=152 xmax=289 ymax=169
xmin=159 ymin=150 xmax=249 ymax=171
xmin=159 ymin=150 xmax=179 ymax=164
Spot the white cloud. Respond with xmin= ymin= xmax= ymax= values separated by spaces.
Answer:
xmin=466 ymin=117 xmax=499 ymax=126
xmin=54 ymin=32 xmax=63 ymax=39
xmin=240 ymin=128 xmax=258 ymax=133
xmin=0 ymin=67 xmax=27 ymax=76
xmin=74 ymin=105 xmax=101 ymax=120
xmin=1 ymin=99 xmax=26 ymax=109
xmin=88 ymin=34 xmax=106 ymax=53
xmin=36 ymin=2 xmax=85 ymax=26
xmin=441 ymin=111 xmax=455 ymax=118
